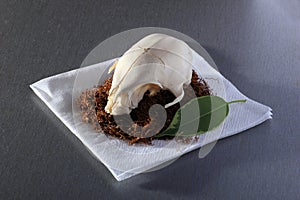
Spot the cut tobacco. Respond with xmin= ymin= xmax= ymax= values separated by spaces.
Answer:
xmin=77 ymin=70 xmax=210 ymax=145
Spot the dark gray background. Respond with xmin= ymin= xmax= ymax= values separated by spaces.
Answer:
xmin=1 ymin=0 xmax=299 ymax=199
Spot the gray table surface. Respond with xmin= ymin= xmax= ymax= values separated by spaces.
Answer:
xmin=1 ymin=0 xmax=299 ymax=199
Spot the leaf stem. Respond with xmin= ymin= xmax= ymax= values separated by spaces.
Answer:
xmin=228 ymin=99 xmax=247 ymax=104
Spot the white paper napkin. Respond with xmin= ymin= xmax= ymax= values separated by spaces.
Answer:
xmin=30 ymin=56 xmax=272 ymax=181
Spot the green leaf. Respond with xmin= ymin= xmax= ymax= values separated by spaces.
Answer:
xmin=155 ymin=96 xmax=246 ymax=137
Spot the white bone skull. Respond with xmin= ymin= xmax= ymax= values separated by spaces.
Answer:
xmin=105 ymin=33 xmax=193 ymax=115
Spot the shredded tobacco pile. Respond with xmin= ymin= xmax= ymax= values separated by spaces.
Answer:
xmin=77 ymin=70 xmax=210 ymax=145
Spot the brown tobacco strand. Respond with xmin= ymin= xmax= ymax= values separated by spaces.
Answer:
xmin=77 ymin=70 xmax=211 ymax=145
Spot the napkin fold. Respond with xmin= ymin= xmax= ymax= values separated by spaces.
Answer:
xmin=30 ymin=57 xmax=272 ymax=181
